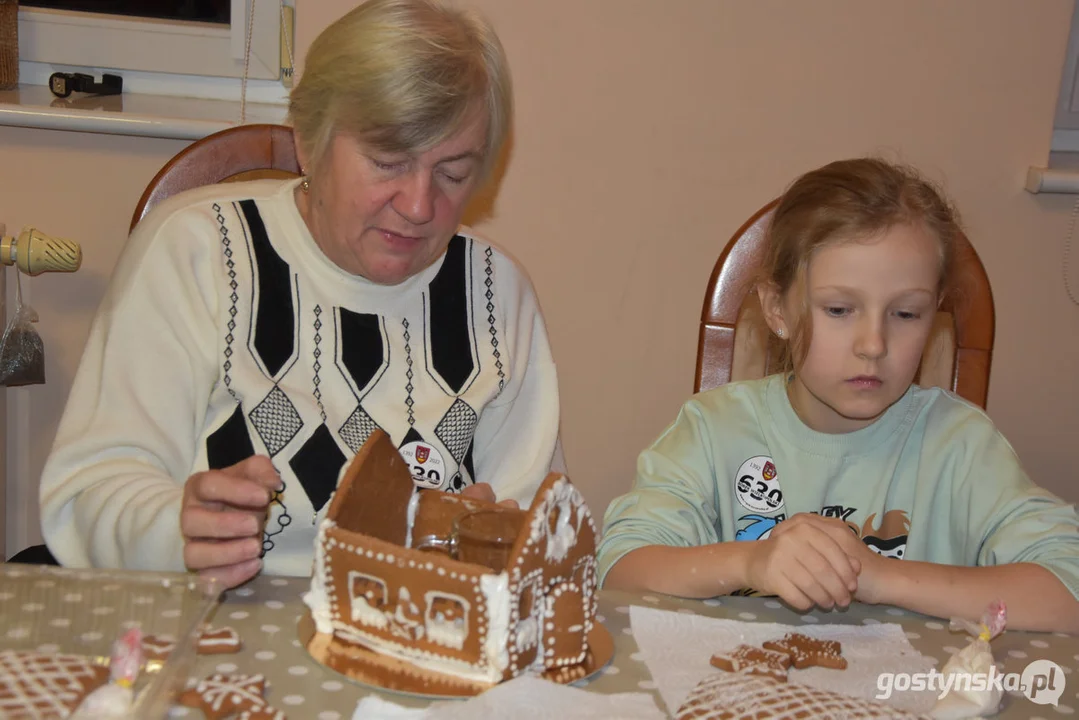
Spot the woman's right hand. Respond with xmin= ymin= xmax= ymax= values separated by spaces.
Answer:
xmin=181 ymin=455 xmax=281 ymax=589
xmin=742 ymin=513 xmax=863 ymax=611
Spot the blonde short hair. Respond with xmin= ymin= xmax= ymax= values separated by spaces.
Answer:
xmin=289 ymin=0 xmax=512 ymax=179
xmin=761 ymin=157 xmax=963 ymax=369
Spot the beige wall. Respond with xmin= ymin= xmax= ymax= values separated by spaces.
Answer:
xmin=3 ymin=0 xmax=1078 ymax=553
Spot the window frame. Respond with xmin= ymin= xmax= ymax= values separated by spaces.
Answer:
xmin=17 ymin=0 xmax=284 ymax=86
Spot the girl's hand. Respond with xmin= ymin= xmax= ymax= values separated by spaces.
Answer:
xmin=850 ymin=543 xmax=890 ymax=605
xmin=744 ymin=513 xmax=864 ymax=611
xmin=181 ymin=455 xmax=281 ymax=589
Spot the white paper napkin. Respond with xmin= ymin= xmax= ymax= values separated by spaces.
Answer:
xmin=350 ymin=675 xmax=666 ymax=720
xmin=629 ymin=604 xmax=940 ymax=715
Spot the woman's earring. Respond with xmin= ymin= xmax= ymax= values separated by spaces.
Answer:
xmin=301 ymin=175 xmax=310 ymax=193
xmin=776 ymin=328 xmax=786 ymax=339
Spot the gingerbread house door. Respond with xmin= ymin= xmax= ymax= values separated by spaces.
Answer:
xmin=543 ymin=581 xmax=586 ymax=669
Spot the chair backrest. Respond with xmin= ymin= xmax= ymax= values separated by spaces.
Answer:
xmin=130 ymin=123 xmax=301 ymax=232
xmin=694 ymin=200 xmax=996 ymax=409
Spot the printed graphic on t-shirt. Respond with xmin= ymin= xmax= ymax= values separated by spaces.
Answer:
xmin=853 ymin=510 xmax=910 ymax=559
xmin=735 ymin=504 xmax=910 ymax=556
xmin=735 ymin=514 xmax=786 ymax=541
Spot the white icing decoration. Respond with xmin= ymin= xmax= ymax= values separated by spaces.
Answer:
xmin=198 ymin=631 xmax=240 ymax=648
xmin=423 ymin=591 xmax=470 ymax=650
xmin=515 ymin=616 xmax=539 ymax=653
xmin=527 ymin=476 xmax=586 ymax=565
xmin=390 ymin=587 xmax=424 ymax=640
xmin=334 ymin=622 xmax=499 ymax=684
xmin=348 ymin=571 xmax=389 ymax=629
xmin=546 ymin=493 xmax=577 ymax=563
xmin=480 ymin=572 xmax=511 ymax=677
xmin=303 ymin=519 xmax=336 ymax=635
xmin=404 ymin=490 xmax=421 ymax=549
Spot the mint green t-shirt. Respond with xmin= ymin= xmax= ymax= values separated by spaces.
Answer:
xmin=597 ymin=374 xmax=1079 ymax=600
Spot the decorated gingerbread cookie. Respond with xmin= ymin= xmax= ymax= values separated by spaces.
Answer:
xmin=0 ymin=649 xmax=110 ymax=718
xmin=179 ymin=673 xmax=269 ymax=720
xmin=709 ymin=644 xmax=791 ymax=681
xmin=141 ymin=634 xmax=177 ymax=661
xmin=762 ymin=632 xmax=847 ymax=670
xmin=675 ymin=672 xmax=928 ymax=720
xmin=197 ymin=626 xmax=243 ymax=655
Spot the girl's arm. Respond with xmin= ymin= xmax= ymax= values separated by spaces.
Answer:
xmin=855 ymin=403 xmax=1079 ymax=633
xmin=605 ymin=514 xmax=863 ymax=610
xmin=604 ymin=543 xmax=753 ymax=598
xmin=859 ymin=556 xmax=1079 ymax=634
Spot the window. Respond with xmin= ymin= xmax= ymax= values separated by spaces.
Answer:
xmin=17 ymin=0 xmax=291 ymax=103
xmin=21 ymin=1 xmax=230 ymax=25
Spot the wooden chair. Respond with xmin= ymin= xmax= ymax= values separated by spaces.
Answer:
xmin=130 ymin=123 xmax=301 ymax=232
xmin=694 ymin=200 xmax=996 ymax=409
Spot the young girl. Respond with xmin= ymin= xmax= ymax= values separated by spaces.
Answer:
xmin=598 ymin=158 xmax=1079 ymax=633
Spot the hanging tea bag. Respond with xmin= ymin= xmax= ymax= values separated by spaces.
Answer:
xmin=0 ymin=269 xmax=46 ymax=386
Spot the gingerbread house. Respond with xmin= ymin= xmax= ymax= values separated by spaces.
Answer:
xmin=303 ymin=430 xmax=599 ymax=687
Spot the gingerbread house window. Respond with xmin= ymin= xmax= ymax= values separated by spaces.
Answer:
xmin=348 ymin=571 xmax=388 ymax=628
xmin=423 ymin=592 xmax=470 ymax=650
xmin=545 ymin=496 xmax=579 ymax=563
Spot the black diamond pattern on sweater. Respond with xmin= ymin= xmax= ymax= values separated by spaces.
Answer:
xmin=248 ymin=386 xmax=303 ymax=457
xmin=435 ymin=398 xmax=477 ymax=464
xmin=206 ymin=404 xmax=255 ymax=470
xmin=241 ymin=199 xmax=295 ymax=378
xmin=339 ymin=405 xmax=381 ymax=454
xmin=288 ymin=424 xmax=346 ymax=516
xmin=428 ymin=235 xmax=473 ymax=393
xmin=338 ymin=309 xmax=385 ymax=394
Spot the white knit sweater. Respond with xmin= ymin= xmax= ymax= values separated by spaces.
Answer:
xmin=40 ymin=178 xmax=562 ymax=576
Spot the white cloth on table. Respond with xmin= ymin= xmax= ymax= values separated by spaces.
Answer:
xmin=629 ymin=604 xmax=939 ymax=715
xmin=350 ymin=675 xmax=665 ymax=719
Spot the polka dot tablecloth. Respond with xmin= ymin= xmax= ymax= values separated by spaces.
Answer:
xmin=161 ymin=577 xmax=1078 ymax=719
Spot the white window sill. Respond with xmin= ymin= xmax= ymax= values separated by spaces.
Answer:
xmin=0 ymin=84 xmax=288 ymax=140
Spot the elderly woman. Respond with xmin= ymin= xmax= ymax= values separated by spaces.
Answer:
xmin=39 ymin=0 xmax=561 ymax=589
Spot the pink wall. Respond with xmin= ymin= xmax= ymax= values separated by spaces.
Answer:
xmin=3 ymin=0 xmax=1077 ymax=552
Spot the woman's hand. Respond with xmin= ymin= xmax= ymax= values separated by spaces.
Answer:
xmin=181 ymin=455 xmax=281 ymax=589
xmin=460 ymin=482 xmax=519 ymax=509
xmin=743 ymin=513 xmax=864 ymax=611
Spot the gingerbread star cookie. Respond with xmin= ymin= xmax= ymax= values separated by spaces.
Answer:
xmin=709 ymin=644 xmax=791 ymax=681
xmin=179 ymin=673 xmax=269 ymax=720
xmin=762 ymin=632 xmax=847 ymax=670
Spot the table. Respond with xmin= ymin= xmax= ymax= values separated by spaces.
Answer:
xmin=169 ymin=575 xmax=1078 ymax=719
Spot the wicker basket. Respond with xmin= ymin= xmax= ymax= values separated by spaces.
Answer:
xmin=0 ymin=0 xmax=16 ymax=91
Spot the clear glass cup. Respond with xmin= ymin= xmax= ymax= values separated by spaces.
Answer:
xmin=413 ymin=508 xmax=523 ymax=573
